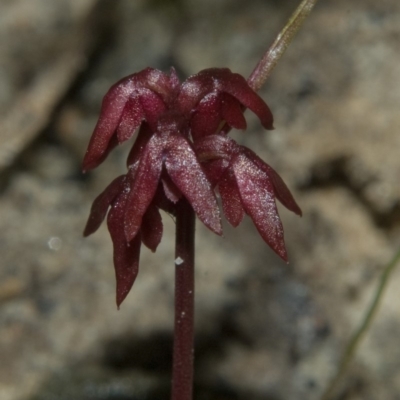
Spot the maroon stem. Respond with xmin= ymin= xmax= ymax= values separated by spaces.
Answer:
xmin=171 ymin=197 xmax=196 ymax=400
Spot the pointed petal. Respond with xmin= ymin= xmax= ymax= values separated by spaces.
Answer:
xmin=107 ymin=190 xmax=141 ymax=308
xmin=218 ymin=170 xmax=244 ymax=227
xmin=180 ymin=68 xmax=273 ymax=130
xmin=193 ymin=134 xmax=235 ymax=162
xmin=139 ymin=67 xmax=174 ymax=102
xmin=153 ymin=183 xmax=177 ymax=216
xmin=85 ymin=134 xmax=119 ymax=172
xmin=82 ymin=68 xmax=171 ymax=172
xmin=161 ymin=171 xmax=182 ymax=203
xmin=138 ymin=88 xmax=167 ymax=130
xmin=82 ymin=78 xmax=136 ymax=171
xmin=190 ymin=93 xmax=222 ymax=139
xmin=165 ymin=134 xmax=222 ymax=235
xmin=242 ymin=147 xmax=302 ymax=216
xmin=124 ymin=134 xmax=164 ymax=242
xmin=126 ymin=123 xmax=154 ymax=167
xmin=232 ymin=153 xmax=288 ymax=261
xmin=220 ymin=93 xmax=247 ymax=130
xmin=83 ymin=175 xmax=126 ymax=237
xmin=177 ymin=74 xmax=214 ymax=115
xmin=116 ymin=95 xmax=144 ymax=142
xmin=220 ymin=72 xmax=274 ymax=130
xmin=202 ymin=159 xmax=230 ymax=187
xmin=141 ymin=205 xmax=163 ymax=252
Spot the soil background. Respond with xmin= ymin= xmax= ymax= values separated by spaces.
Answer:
xmin=1 ymin=1 xmax=400 ymax=399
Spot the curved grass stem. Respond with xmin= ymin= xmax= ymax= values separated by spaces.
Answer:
xmin=320 ymin=248 xmax=400 ymax=400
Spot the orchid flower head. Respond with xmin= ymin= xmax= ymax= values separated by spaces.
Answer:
xmin=83 ymin=67 xmax=301 ymax=306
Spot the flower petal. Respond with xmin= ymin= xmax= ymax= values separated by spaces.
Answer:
xmin=153 ymin=183 xmax=177 ymax=216
xmin=165 ymin=133 xmax=222 ymax=235
xmin=193 ymin=134 xmax=236 ymax=162
xmin=161 ymin=170 xmax=182 ymax=203
xmin=86 ymin=134 xmax=119 ymax=171
xmin=190 ymin=93 xmax=221 ymax=139
xmin=140 ymin=67 xmax=175 ymax=102
xmin=107 ymin=190 xmax=141 ymax=308
xmin=220 ymin=93 xmax=247 ymax=130
xmin=202 ymin=159 xmax=230 ymax=187
xmin=138 ymin=88 xmax=167 ymax=130
xmin=141 ymin=204 xmax=163 ymax=252
xmin=82 ymin=68 xmax=170 ymax=172
xmin=126 ymin=123 xmax=154 ymax=167
xmin=242 ymin=147 xmax=302 ymax=216
xmin=116 ymin=95 xmax=144 ymax=143
xmin=82 ymin=78 xmax=136 ymax=171
xmin=219 ymin=72 xmax=274 ymax=130
xmin=180 ymin=68 xmax=273 ymax=130
xmin=124 ymin=134 xmax=164 ymax=242
xmin=218 ymin=170 xmax=244 ymax=227
xmin=177 ymin=76 xmax=214 ymax=115
xmin=232 ymin=153 xmax=287 ymax=261
xmin=83 ymin=175 xmax=126 ymax=237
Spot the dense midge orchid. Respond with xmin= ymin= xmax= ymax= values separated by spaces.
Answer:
xmin=83 ymin=67 xmax=301 ymax=306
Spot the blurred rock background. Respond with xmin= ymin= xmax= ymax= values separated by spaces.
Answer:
xmin=0 ymin=0 xmax=399 ymax=399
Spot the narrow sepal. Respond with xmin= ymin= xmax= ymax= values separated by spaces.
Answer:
xmin=153 ymin=184 xmax=177 ymax=216
xmin=124 ymin=134 xmax=164 ymax=242
xmin=165 ymin=134 xmax=222 ymax=235
xmin=220 ymin=93 xmax=247 ymax=130
xmin=82 ymin=68 xmax=170 ymax=171
xmin=242 ymin=147 xmax=302 ymax=216
xmin=126 ymin=123 xmax=154 ymax=167
xmin=138 ymin=88 xmax=167 ymax=130
xmin=201 ymin=159 xmax=230 ymax=187
xmin=83 ymin=175 xmax=126 ymax=237
xmin=107 ymin=190 xmax=141 ymax=308
xmin=218 ymin=170 xmax=245 ymax=227
xmin=193 ymin=134 xmax=236 ymax=162
xmin=140 ymin=67 xmax=176 ymax=102
xmin=232 ymin=153 xmax=287 ymax=261
xmin=141 ymin=205 xmax=163 ymax=252
xmin=178 ymin=68 xmax=273 ymax=131
xmin=161 ymin=171 xmax=182 ymax=203
xmin=177 ymin=77 xmax=213 ymax=115
xmin=116 ymin=95 xmax=143 ymax=142
xmin=190 ymin=93 xmax=221 ymax=139
xmin=218 ymin=71 xmax=274 ymax=130
xmin=82 ymin=79 xmax=134 ymax=171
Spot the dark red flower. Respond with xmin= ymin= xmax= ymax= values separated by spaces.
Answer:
xmin=82 ymin=67 xmax=179 ymax=172
xmin=177 ymin=68 xmax=274 ymax=139
xmin=83 ymin=67 xmax=300 ymax=306
xmin=83 ymin=171 xmax=166 ymax=306
xmin=194 ymin=134 xmax=302 ymax=261
xmin=122 ymin=111 xmax=222 ymax=243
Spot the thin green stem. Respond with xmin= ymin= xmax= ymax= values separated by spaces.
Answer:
xmin=247 ymin=0 xmax=319 ymax=92
xmin=320 ymin=248 xmax=400 ymax=400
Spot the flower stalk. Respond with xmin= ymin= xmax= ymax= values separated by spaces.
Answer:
xmin=171 ymin=198 xmax=196 ymax=400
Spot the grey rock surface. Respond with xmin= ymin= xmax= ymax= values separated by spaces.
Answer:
xmin=0 ymin=0 xmax=399 ymax=399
